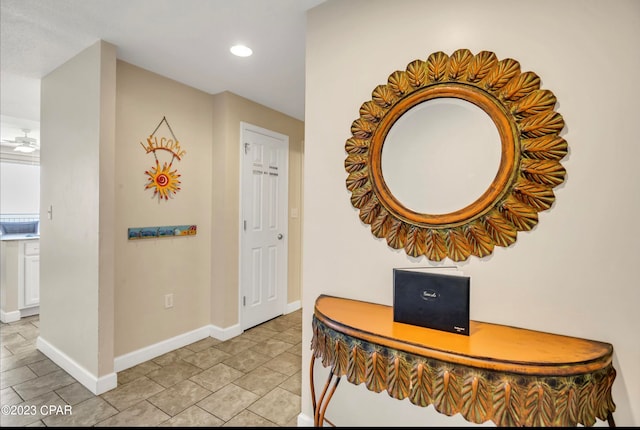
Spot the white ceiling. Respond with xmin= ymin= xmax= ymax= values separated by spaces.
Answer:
xmin=0 ymin=0 xmax=325 ymax=146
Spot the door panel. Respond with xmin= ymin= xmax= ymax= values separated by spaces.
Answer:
xmin=241 ymin=123 xmax=288 ymax=330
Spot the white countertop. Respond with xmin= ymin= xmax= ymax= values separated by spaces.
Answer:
xmin=0 ymin=234 xmax=40 ymax=241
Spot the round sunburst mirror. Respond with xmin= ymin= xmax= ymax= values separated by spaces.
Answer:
xmin=345 ymin=49 xmax=568 ymax=261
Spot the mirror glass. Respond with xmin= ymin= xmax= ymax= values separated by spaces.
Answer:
xmin=381 ymin=98 xmax=501 ymax=214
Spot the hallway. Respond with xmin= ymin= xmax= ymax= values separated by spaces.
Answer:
xmin=0 ymin=310 xmax=302 ymax=426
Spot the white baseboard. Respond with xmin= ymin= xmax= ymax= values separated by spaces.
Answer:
xmin=20 ymin=306 xmax=39 ymax=318
xmin=114 ymin=323 xmax=244 ymax=373
xmin=36 ymin=319 xmax=274 ymax=395
xmin=114 ymin=325 xmax=211 ymax=372
xmin=297 ymin=412 xmax=314 ymax=427
xmin=0 ymin=309 xmax=21 ymax=323
xmin=209 ymin=323 xmax=242 ymax=341
xmin=286 ymin=300 xmax=301 ymax=314
xmin=36 ymin=336 xmax=117 ymax=395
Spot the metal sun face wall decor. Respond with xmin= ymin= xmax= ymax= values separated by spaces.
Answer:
xmin=345 ymin=49 xmax=568 ymax=262
xmin=141 ymin=116 xmax=186 ymax=201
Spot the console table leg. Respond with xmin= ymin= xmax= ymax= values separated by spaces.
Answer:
xmin=314 ymin=370 xmax=334 ymax=426
xmin=318 ymin=375 xmax=340 ymax=427
xmin=310 ymin=355 xmax=341 ymax=427
xmin=310 ymin=355 xmax=318 ymax=416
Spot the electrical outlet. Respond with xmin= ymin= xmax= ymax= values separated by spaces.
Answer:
xmin=164 ymin=294 xmax=174 ymax=309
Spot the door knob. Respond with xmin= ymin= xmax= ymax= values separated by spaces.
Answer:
xmin=277 ymin=233 xmax=284 ymax=240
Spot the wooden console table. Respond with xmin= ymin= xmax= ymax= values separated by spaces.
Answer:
xmin=310 ymin=295 xmax=616 ymax=427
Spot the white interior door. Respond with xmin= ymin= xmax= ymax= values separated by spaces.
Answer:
xmin=240 ymin=122 xmax=288 ymax=330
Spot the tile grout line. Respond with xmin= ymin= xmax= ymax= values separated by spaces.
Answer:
xmin=1 ymin=311 xmax=302 ymax=427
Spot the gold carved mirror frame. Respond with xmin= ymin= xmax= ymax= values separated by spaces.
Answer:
xmin=345 ymin=49 xmax=567 ymax=261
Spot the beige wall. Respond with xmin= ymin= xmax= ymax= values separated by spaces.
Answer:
xmin=40 ymin=40 xmax=116 ymax=377
xmin=303 ymin=0 xmax=640 ymax=426
xmin=98 ymin=41 xmax=117 ymax=376
xmin=114 ymin=67 xmax=303 ymax=355
xmin=114 ymin=61 xmax=213 ymax=356
xmin=37 ymin=48 xmax=304 ymax=389
xmin=210 ymin=91 xmax=304 ymax=328
xmin=38 ymin=47 xmax=304 ymax=371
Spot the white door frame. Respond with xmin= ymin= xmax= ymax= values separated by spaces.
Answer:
xmin=238 ymin=121 xmax=289 ymax=331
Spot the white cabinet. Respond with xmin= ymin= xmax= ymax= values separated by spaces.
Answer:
xmin=23 ymin=241 xmax=40 ymax=308
xmin=0 ymin=238 xmax=39 ymax=322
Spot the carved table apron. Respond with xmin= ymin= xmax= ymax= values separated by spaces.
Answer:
xmin=310 ymin=295 xmax=616 ymax=427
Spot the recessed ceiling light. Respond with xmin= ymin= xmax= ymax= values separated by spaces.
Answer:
xmin=230 ymin=44 xmax=253 ymax=57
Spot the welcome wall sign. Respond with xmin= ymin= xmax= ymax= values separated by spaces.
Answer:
xmin=140 ymin=116 xmax=186 ymax=201
xmin=128 ymin=118 xmax=196 ymax=240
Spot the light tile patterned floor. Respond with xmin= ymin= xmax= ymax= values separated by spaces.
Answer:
xmin=0 ymin=311 xmax=302 ymax=427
